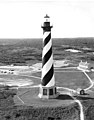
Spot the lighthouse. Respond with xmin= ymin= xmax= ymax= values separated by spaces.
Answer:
xmin=38 ymin=14 xmax=58 ymax=99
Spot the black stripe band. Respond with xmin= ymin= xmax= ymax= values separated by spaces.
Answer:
xmin=43 ymin=33 xmax=51 ymax=47
xmin=42 ymin=46 xmax=52 ymax=67
xmin=42 ymin=65 xmax=54 ymax=86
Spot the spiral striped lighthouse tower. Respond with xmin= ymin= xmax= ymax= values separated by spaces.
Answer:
xmin=38 ymin=14 xmax=58 ymax=99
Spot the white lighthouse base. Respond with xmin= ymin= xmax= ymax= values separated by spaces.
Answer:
xmin=38 ymin=85 xmax=59 ymax=99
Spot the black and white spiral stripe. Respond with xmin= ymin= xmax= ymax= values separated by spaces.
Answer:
xmin=41 ymin=31 xmax=55 ymax=87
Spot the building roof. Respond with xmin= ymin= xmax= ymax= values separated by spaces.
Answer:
xmin=79 ymin=60 xmax=89 ymax=66
xmin=44 ymin=14 xmax=50 ymax=18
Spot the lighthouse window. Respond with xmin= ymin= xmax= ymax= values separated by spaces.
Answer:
xmin=49 ymin=89 xmax=53 ymax=95
xmin=43 ymin=89 xmax=47 ymax=95
xmin=55 ymin=87 xmax=57 ymax=94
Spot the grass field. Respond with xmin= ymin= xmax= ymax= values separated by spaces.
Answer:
xmin=0 ymin=74 xmax=40 ymax=86
xmin=16 ymin=87 xmax=74 ymax=107
xmin=54 ymin=67 xmax=79 ymax=71
xmin=55 ymin=71 xmax=90 ymax=89
xmin=32 ymin=69 xmax=90 ymax=90
xmin=0 ymin=67 xmax=90 ymax=90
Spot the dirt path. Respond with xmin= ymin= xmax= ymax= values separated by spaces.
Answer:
xmin=83 ymin=71 xmax=94 ymax=91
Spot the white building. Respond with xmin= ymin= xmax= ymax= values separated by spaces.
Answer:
xmin=77 ymin=60 xmax=91 ymax=72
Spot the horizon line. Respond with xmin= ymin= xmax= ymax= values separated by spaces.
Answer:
xmin=0 ymin=37 xmax=94 ymax=39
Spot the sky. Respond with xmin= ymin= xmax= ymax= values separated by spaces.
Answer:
xmin=0 ymin=0 xmax=94 ymax=38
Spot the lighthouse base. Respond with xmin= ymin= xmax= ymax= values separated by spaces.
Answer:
xmin=38 ymin=85 xmax=59 ymax=99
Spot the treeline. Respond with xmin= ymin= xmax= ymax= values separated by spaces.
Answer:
xmin=0 ymin=104 xmax=79 ymax=120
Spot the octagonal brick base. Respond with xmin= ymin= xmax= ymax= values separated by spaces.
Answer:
xmin=38 ymin=85 xmax=59 ymax=99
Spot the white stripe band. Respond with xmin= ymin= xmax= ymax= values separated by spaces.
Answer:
xmin=42 ymin=38 xmax=52 ymax=59
xmin=46 ymin=75 xmax=55 ymax=87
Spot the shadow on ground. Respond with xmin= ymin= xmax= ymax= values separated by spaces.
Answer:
xmin=75 ymin=96 xmax=94 ymax=100
xmin=56 ymin=94 xmax=73 ymax=100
